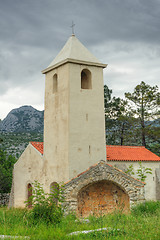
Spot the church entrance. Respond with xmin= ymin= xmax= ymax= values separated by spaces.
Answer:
xmin=77 ymin=180 xmax=130 ymax=217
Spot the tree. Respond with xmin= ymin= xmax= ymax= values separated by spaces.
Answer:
xmin=0 ymin=120 xmax=3 ymax=145
xmin=104 ymin=85 xmax=112 ymax=113
xmin=104 ymin=85 xmax=134 ymax=145
xmin=0 ymin=150 xmax=17 ymax=193
xmin=125 ymin=81 xmax=160 ymax=147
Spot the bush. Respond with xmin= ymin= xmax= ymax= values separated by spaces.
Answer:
xmin=31 ymin=202 xmax=63 ymax=224
xmin=26 ymin=181 xmax=64 ymax=224
xmin=132 ymin=201 xmax=160 ymax=216
xmin=0 ymin=150 xmax=17 ymax=193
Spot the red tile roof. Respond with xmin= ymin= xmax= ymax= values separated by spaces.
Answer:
xmin=30 ymin=142 xmax=160 ymax=162
xmin=106 ymin=145 xmax=160 ymax=162
xmin=30 ymin=142 xmax=43 ymax=155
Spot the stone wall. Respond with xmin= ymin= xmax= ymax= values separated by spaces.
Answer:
xmin=8 ymin=179 xmax=14 ymax=208
xmin=64 ymin=161 xmax=145 ymax=217
xmin=108 ymin=160 xmax=160 ymax=201
xmin=0 ymin=193 xmax=10 ymax=206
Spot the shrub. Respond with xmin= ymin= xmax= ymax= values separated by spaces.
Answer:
xmin=25 ymin=181 xmax=64 ymax=224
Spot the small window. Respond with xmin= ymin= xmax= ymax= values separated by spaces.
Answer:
xmin=27 ymin=183 xmax=32 ymax=208
xmin=81 ymin=69 xmax=92 ymax=89
xmin=50 ymin=182 xmax=59 ymax=204
xmin=53 ymin=74 xmax=58 ymax=93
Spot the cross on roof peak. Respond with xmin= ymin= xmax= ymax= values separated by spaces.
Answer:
xmin=70 ymin=21 xmax=75 ymax=35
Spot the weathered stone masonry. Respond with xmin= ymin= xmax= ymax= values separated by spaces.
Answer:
xmin=64 ymin=161 xmax=145 ymax=217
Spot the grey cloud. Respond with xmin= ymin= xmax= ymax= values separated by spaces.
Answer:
xmin=0 ymin=0 xmax=159 ymax=118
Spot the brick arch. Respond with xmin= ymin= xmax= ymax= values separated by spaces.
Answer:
xmin=77 ymin=180 xmax=130 ymax=217
xmin=64 ymin=162 xmax=145 ymax=215
xmin=72 ymin=173 xmax=134 ymax=202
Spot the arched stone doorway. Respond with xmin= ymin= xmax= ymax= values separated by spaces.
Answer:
xmin=27 ymin=183 xmax=32 ymax=208
xmin=50 ymin=182 xmax=59 ymax=204
xmin=63 ymin=161 xmax=145 ymax=216
xmin=77 ymin=180 xmax=130 ymax=217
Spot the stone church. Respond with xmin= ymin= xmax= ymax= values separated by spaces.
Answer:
xmin=10 ymin=34 xmax=160 ymax=217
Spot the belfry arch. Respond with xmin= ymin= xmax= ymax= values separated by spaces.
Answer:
xmin=81 ymin=69 xmax=92 ymax=89
xmin=53 ymin=74 xmax=58 ymax=93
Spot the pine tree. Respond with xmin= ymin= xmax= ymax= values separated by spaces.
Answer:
xmin=125 ymin=81 xmax=160 ymax=147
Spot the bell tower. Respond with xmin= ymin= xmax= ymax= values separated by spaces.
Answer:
xmin=42 ymin=35 xmax=107 ymax=183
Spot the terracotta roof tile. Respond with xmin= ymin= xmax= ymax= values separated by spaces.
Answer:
xmin=29 ymin=142 xmax=160 ymax=161
xmin=106 ymin=145 xmax=160 ymax=161
xmin=30 ymin=142 xmax=43 ymax=155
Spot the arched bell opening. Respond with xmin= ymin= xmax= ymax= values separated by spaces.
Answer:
xmin=77 ymin=180 xmax=130 ymax=217
xmin=53 ymin=74 xmax=58 ymax=93
xmin=81 ymin=69 xmax=92 ymax=89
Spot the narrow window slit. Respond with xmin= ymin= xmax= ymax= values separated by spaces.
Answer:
xmin=89 ymin=145 xmax=91 ymax=154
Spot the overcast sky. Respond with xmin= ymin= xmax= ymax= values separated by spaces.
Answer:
xmin=0 ymin=0 xmax=160 ymax=119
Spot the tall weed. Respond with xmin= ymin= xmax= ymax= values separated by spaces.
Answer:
xmin=131 ymin=201 xmax=160 ymax=216
xmin=0 ymin=201 xmax=160 ymax=239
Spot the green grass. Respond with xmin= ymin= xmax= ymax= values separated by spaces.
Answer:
xmin=0 ymin=201 xmax=160 ymax=239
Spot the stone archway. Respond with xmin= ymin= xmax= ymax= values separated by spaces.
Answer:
xmin=64 ymin=161 xmax=145 ymax=216
xmin=27 ymin=183 xmax=32 ymax=208
xmin=77 ymin=180 xmax=130 ymax=217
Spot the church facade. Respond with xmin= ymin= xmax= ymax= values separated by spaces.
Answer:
xmin=10 ymin=35 xmax=160 ymax=215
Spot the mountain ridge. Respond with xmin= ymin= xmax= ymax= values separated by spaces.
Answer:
xmin=0 ymin=105 xmax=44 ymax=133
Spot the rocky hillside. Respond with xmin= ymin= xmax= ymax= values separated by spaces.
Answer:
xmin=0 ymin=132 xmax=43 ymax=158
xmin=0 ymin=106 xmax=44 ymax=133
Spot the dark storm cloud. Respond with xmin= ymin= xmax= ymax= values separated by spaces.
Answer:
xmin=1 ymin=0 xmax=160 ymax=47
xmin=0 ymin=0 xmax=160 ymax=118
xmin=76 ymin=0 xmax=160 ymax=45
